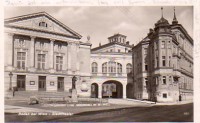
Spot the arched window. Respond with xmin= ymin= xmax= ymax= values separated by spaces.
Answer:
xmin=108 ymin=61 xmax=116 ymax=73
xmin=126 ymin=63 xmax=132 ymax=73
xmin=117 ymin=63 xmax=122 ymax=74
xmin=102 ymin=62 xmax=107 ymax=74
xmin=92 ymin=62 xmax=98 ymax=73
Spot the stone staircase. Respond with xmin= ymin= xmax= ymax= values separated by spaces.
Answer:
xmin=11 ymin=91 xmax=71 ymax=100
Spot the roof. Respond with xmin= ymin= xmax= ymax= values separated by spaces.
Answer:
xmin=4 ymin=11 xmax=82 ymax=39
xmin=108 ymin=33 xmax=127 ymax=39
xmin=91 ymin=41 xmax=132 ymax=52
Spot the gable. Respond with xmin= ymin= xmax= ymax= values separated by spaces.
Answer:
xmin=92 ymin=43 xmax=132 ymax=53
xmin=4 ymin=12 xmax=82 ymax=39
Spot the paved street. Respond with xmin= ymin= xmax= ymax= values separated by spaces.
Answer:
xmin=5 ymin=101 xmax=193 ymax=122
xmin=49 ymin=103 xmax=193 ymax=122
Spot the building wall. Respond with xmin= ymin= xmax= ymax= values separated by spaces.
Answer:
xmin=4 ymin=19 xmax=91 ymax=94
xmin=132 ymin=20 xmax=193 ymax=103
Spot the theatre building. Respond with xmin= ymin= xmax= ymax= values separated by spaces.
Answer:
xmin=90 ymin=34 xmax=133 ymax=99
xmin=132 ymin=8 xmax=193 ymax=102
xmin=4 ymin=12 xmax=91 ymax=96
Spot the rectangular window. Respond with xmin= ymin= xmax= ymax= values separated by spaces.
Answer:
xmin=161 ymin=41 xmax=165 ymax=48
xmin=156 ymin=57 xmax=159 ymax=67
xmin=118 ymin=49 xmax=121 ymax=52
xmin=56 ymin=56 xmax=63 ymax=71
xmin=145 ymin=64 xmax=148 ymax=71
xmin=163 ymin=93 xmax=167 ymax=98
xmin=38 ymin=54 xmax=45 ymax=70
xmin=163 ymin=76 xmax=166 ymax=84
xmin=162 ymin=56 xmax=166 ymax=66
xmin=17 ymin=52 xmax=26 ymax=69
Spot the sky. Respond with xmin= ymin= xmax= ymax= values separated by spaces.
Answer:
xmin=4 ymin=6 xmax=193 ymax=48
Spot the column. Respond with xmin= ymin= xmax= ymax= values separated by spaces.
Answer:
xmin=5 ymin=33 xmax=14 ymax=71
xmin=29 ymin=36 xmax=36 ymax=71
xmin=67 ymin=42 xmax=72 ymax=74
xmin=98 ymin=83 xmax=102 ymax=98
xmin=49 ymin=39 xmax=55 ymax=73
xmin=123 ymin=83 xmax=127 ymax=99
xmin=76 ymin=44 xmax=80 ymax=73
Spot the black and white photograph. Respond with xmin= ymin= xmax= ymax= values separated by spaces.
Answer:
xmin=3 ymin=2 xmax=196 ymax=122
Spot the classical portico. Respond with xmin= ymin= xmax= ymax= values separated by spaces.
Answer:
xmin=4 ymin=12 xmax=91 ymax=93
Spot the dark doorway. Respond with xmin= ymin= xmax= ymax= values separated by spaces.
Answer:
xmin=102 ymin=81 xmax=123 ymax=98
xmin=38 ymin=76 xmax=46 ymax=91
xmin=57 ymin=77 xmax=64 ymax=91
xmin=17 ymin=75 xmax=26 ymax=91
xmin=91 ymin=83 xmax=98 ymax=98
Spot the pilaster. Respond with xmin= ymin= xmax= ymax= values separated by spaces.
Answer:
xmin=29 ymin=36 xmax=36 ymax=72
xmin=49 ymin=39 xmax=55 ymax=73
xmin=98 ymin=83 xmax=102 ymax=98
xmin=5 ymin=33 xmax=14 ymax=71
xmin=123 ymin=83 xmax=127 ymax=99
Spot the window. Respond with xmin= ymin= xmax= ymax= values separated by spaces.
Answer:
xmin=39 ymin=21 xmax=48 ymax=27
xmin=38 ymin=54 xmax=45 ymax=70
xmin=163 ymin=93 xmax=167 ymax=98
xmin=169 ymin=56 xmax=171 ymax=67
xmin=145 ymin=64 xmax=148 ymax=71
xmin=126 ymin=63 xmax=132 ymax=73
xmin=92 ymin=62 xmax=98 ymax=73
xmin=102 ymin=62 xmax=107 ymax=73
xmin=145 ymin=78 xmax=148 ymax=87
xmin=110 ymin=49 xmax=113 ymax=52
xmin=168 ymin=41 xmax=171 ymax=48
xmin=163 ymin=76 xmax=166 ymax=84
xmin=117 ymin=63 xmax=122 ymax=74
xmin=162 ymin=56 xmax=166 ymax=66
xmin=161 ymin=41 xmax=165 ymax=48
xmin=56 ymin=56 xmax=63 ymax=71
xmin=17 ymin=52 xmax=26 ymax=69
xmin=118 ymin=49 xmax=121 ymax=52
xmin=108 ymin=61 xmax=116 ymax=73
xmin=156 ymin=57 xmax=159 ymax=67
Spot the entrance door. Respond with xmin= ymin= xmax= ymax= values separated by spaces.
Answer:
xmin=38 ymin=76 xmax=46 ymax=91
xmin=91 ymin=83 xmax=98 ymax=98
xmin=57 ymin=77 xmax=64 ymax=91
xmin=17 ymin=75 xmax=26 ymax=91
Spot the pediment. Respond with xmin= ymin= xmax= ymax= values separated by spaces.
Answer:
xmin=4 ymin=12 xmax=82 ymax=39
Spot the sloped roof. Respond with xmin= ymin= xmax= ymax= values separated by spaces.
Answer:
xmin=4 ymin=11 xmax=82 ymax=39
xmin=91 ymin=41 xmax=132 ymax=52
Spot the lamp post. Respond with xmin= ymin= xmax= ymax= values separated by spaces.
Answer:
xmin=9 ymin=72 xmax=13 ymax=91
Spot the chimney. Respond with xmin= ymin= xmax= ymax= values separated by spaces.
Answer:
xmin=99 ymin=42 xmax=101 ymax=46
xmin=126 ymin=41 xmax=129 ymax=45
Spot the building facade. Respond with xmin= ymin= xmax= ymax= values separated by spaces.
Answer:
xmin=90 ymin=34 xmax=133 ymax=99
xmin=132 ymin=8 xmax=193 ymax=102
xmin=4 ymin=12 xmax=92 ymax=96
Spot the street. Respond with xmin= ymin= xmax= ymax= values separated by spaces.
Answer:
xmin=5 ymin=103 xmax=193 ymax=122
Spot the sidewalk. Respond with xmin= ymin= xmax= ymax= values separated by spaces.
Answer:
xmin=155 ymin=100 xmax=193 ymax=105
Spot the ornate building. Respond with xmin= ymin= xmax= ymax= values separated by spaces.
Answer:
xmin=90 ymin=34 xmax=133 ymax=99
xmin=132 ymin=8 xmax=193 ymax=102
xmin=4 ymin=12 xmax=91 ymax=96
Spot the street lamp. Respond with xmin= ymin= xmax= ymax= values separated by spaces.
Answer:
xmin=9 ymin=72 xmax=13 ymax=91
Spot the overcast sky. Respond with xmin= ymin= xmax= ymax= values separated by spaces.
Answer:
xmin=4 ymin=6 xmax=193 ymax=48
